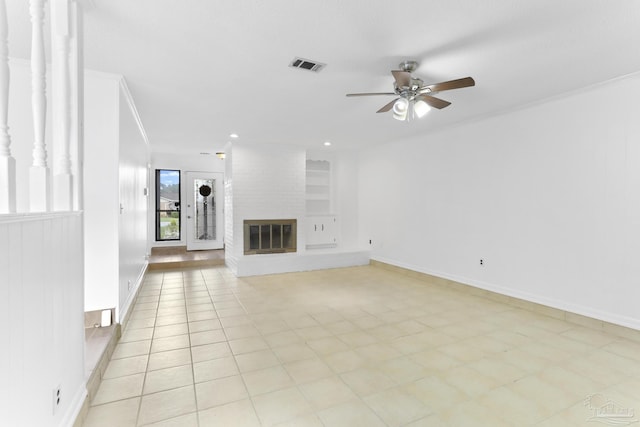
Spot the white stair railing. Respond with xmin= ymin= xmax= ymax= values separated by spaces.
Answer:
xmin=0 ymin=0 xmax=16 ymax=214
xmin=0 ymin=0 xmax=83 ymax=214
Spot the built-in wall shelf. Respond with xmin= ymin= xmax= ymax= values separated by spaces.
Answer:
xmin=306 ymin=159 xmax=331 ymax=214
xmin=305 ymin=159 xmax=339 ymax=249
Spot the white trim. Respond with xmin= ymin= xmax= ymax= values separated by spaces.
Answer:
xmin=0 ymin=210 xmax=82 ymax=224
xmin=84 ymin=68 xmax=122 ymax=81
xmin=59 ymin=385 xmax=87 ymax=427
xmin=118 ymin=261 xmax=148 ymax=324
xmin=119 ymin=78 xmax=149 ymax=146
xmin=476 ymin=69 xmax=640 ymax=124
xmin=371 ymin=255 xmax=640 ymax=331
xmin=395 ymin=69 xmax=640 ymax=143
xmin=82 ymin=68 xmax=149 ymax=146
xmin=224 ymin=255 xmax=238 ymax=276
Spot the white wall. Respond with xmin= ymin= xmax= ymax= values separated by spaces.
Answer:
xmin=230 ymin=142 xmax=307 ymax=259
xmin=150 ymin=152 xmax=225 ymax=248
xmin=0 ymin=213 xmax=85 ymax=427
xmin=118 ymin=85 xmax=149 ymax=317
xmin=226 ymin=143 xmax=369 ymax=276
xmin=83 ymin=72 xmax=120 ymax=313
xmin=84 ymin=73 xmax=149 ymax=321
xmin=227 ymin=143 xmax=306 ymax=273
xmin=358 ymin=72 xmax=640 ymax=330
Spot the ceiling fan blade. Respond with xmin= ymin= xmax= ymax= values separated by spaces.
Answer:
xmin=415 ymin=94 xmax=451 ymax=109
xmin=391 ymin=70 xmax=411 ymax=88
xmin=376 ymin=98 xmax=398 ymax=113
xmin=421 ymin=77 xmax=475 ymax=93
xmin=346 ymin=92 xmax=396 ymax=97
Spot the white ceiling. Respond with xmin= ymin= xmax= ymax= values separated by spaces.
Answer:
xmin=6 ymin=0 xmax=640 ymax=154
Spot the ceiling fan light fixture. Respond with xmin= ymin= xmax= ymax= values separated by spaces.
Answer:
xmin=413 ymin=99 xmax=431 ymax=118
xmin=346 ymin=61 xmax=474 ymax=121
xmin=392 ymin=98 xmax=409 ymax=121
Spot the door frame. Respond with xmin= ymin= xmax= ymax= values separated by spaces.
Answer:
xmin=184 ymin=171 xmax=224 ymax=251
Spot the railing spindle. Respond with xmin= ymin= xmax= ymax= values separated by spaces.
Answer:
xmin=52 ymin=0 xmax=72 ymax=211
xmin=29 ymin=0 xmax=50 ymax=212
xmin=0 ymin=0 xmax=16 ymax=214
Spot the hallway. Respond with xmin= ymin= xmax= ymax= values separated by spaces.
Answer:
xmin=82 ymin=265 xmax=640 ymax=426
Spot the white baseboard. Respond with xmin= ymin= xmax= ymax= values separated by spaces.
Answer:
xmin=61 ymin=384 xmax=87 ymax=427
xmin=118 ymin=262 xmax=149 ymax=326
xmin=371 ymin=256 xmax=640 ymax=334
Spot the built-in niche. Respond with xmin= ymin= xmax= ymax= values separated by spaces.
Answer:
xmin=305 ymin=159 xmax=331 ymax=215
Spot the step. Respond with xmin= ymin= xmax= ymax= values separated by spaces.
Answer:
xmin=148 ymin=246 xmax=225 ymax=270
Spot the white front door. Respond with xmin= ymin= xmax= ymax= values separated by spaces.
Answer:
xmin=185 ymin=172 xmax=224 ymax=250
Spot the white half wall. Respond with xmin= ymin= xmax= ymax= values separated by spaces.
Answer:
xmin=358 ymin=72 xmax=640 ymax=330
xmin=0 ymin=213 xmax=85 ymax=427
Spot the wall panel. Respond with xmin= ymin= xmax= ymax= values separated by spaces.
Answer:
xmin=0 ymin=213 xmax=85 ymax=427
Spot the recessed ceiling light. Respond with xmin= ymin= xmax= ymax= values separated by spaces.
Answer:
xmin=229 ymin=133 xmax=239 ymax=138
xmin=323 ymin=141 xmax=331 ymax=146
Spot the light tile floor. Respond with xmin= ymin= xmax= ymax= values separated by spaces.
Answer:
xmin=82 ymin=265 xmax=640 ymax=426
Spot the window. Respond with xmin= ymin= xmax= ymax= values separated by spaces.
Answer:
xmin=156 ymin=169 xmax=181 ymax=241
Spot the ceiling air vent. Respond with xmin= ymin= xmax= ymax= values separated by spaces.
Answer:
xmin=289 ymin=57 xmax=326 ymax=73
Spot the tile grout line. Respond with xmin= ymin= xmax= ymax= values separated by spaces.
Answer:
xmin=183 ymin=270 xmax=201 ymax=427
xmin=205 ymin=267 xmax=264 ymax=425
xmin=136 ymin=271 xmax=165 ymax=427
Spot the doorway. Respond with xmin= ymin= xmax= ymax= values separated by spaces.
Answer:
xmin=185 ymin=172 xmax=224 ymax=250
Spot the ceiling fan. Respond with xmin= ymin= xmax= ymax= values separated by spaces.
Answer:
xmin=346 ymin=61 xmax=475 ymax=121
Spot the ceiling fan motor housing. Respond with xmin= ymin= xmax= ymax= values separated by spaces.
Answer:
xmin=399 ymin=60 xmax=418 ymax=73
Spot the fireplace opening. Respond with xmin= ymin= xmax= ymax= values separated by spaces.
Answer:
xmin=244 ymin=219 xmax=297 ymax=255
